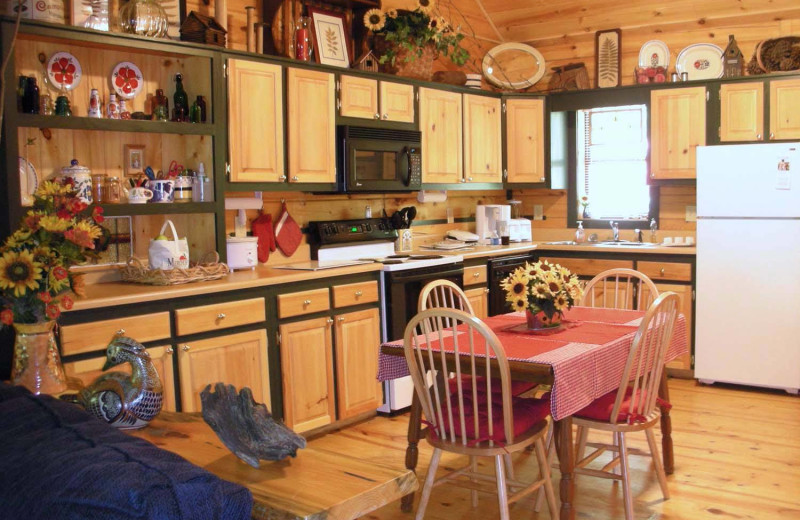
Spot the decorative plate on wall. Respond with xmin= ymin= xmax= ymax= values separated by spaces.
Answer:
xmin=638 ymin=40 xmax=670 ymax=69
xmin=482 ymin=43 xmax=546 ymax=90
xmin=676 ymin=43 xmax=724 ymax=80
xmin=18 ymin=157 xmax=38 ymax=207
xmin=46 ymin=52 xmax=82 ymax=91
xmin=111 ymin=61 xmax=143 ymax=99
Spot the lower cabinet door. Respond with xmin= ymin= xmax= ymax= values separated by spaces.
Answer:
xmin=280 ymin=317 xmax=335 ymax=433
xmin=177 ymin=330 xmax=270 ymax=413
xmin=334 ymin=308 xmax=382 ymax=419
xmin=63 ymin=345 xmax=177 ymax=412
xmin=464 ymin=287 xmax=489 ymax=320
xmin=640 ymin=283 xmax=693 ymax=371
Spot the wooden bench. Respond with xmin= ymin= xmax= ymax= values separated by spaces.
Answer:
xmin=129 ymin=412 xmax=418 ymax=520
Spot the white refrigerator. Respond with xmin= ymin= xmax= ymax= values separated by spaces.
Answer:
xmin=696 ymin=143 xmax=800 ymax=394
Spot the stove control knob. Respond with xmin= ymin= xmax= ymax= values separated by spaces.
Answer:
xmin=365 ymin=224 xmax=372 ymax=231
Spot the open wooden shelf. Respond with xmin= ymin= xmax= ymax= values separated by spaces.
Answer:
xmin=98 ymin=202 xmax=218 ymax=216
xmin=15 ymin=114 xmax=215 ymax=136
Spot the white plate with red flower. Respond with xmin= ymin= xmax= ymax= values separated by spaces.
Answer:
xmin=47 ymin=52 xmax=82 ymax=91
xmin=111 ymin=61 xmax=143 ymax=99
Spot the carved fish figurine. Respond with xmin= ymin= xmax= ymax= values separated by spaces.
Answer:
xmin=63 ymin=335 xmax=163 ymax=430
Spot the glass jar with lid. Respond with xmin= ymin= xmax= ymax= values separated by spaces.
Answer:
xmin=508 ymin=200 xmax=522 ymax=219
xmin=91 ymin=173 xmax=107 ymax=203
xmin=104 ymin=176 xmax=122 ymax=204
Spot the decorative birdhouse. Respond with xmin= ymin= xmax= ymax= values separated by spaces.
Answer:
xmin=180 ymin=11 xmax=227 ymax=48
xmin=354 ymin=50 xmax=379 ymax=72
xmin=723 ymin=34 xmax=744 ymax=77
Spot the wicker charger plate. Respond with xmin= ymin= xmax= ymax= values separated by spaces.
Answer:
xmin=121 ymin=253 xmax=230 ymax=286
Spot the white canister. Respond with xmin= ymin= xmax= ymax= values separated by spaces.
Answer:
xmin=7 ymin=0 xmax=65 ymax=24
xmin=226 ymin=237 xmax=258 ymax=270
xmin=60 ymin=159 xmax=92 ymax=204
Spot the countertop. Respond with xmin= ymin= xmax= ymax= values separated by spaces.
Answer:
xmin=418 ymin=241 xmax=696 ymax=258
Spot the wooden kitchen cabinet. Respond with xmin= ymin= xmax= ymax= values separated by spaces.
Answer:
xmin=640 ymin=282 xmax=693 ymax=371
xmin=339 ymin=76 xmax=414 ymax=123
xmin=287 ymin=67 xmax=336 ymax=184
xmin=719 ymin=82 xmax=764 ymax=142
xmin=177 ymin=329 xmax=271 ymax=413
xmin=279 ymin=317 xmax=336 ymax=433
xmin=538 ymin=257 xmax=633 ymax=278
xmin=465 ymin=287 xmax=489 ymax=320
xmin=60 ymin=312 xmax=171 ymax=356
xmin=505 ymin=98 xmax=546 ymax=184
xmin=63 ymin=345 xmax=177 ymax=412
xmin=769 ymin=78 xmax=800 ymax=140
xmin=419 ymin=87 xmax=462 ymax=184
xmin=227 ymin=59 xmax=284 ymax=182
xmin=463 ymin=94 xmax=503 ymax=184
xmin=650 ymin=86 xmax=706 ymax=179
xmin=334 ymin=308 xmax=382 ymax=419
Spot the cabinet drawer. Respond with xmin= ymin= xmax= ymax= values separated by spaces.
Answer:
xmin=278 ymin=288 xmax=330 ymax=319
xmin=333 ymin=281 xmax=379 ymax=308
xmin=175 ymin=297 xmax=266 ymax=336
xmin=60 ymin=312 xmax=171 ymax=356
xmin=539 ymin=257 xmax=633 ymax=277
xmin=463 ymin=265 xmax=487 ymax=286
xmin=637 ymin=261 xmax=692 ymax=282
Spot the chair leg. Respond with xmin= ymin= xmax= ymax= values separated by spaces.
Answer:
xmin=612 ymin=432 xmax=620 ymax=475
xmin=575 ymin=425 xmax=589 ymax=465
xmin=504 ymin=453 xmax=515 ymax=480
xmin=533 ymin=427 xmax=556 ymax=513
xmin=470 ymin=456 xmax=479 ymax=508
xmin=617 ymin=432 xmax=634 ymax=520
xmin=534 ymin=437 xmax=559 ymax=518
xmin=494 ymin=455 xmax=511 ymax=520
xmin=416 ymin=448 xmax=442 ymax=520
xmin=645 ymin=428 xmax=670 ymax=500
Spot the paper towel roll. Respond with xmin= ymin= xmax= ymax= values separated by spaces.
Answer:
xmin=417 ymin=190 xmax=447 ymax=203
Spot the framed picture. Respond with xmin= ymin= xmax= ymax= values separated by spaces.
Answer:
xmin=307 ymin=7 xmax=351 ymax=68
xmin=124 ymin=144 xmax=145 ymax=177
xmin=595 ymin=29 xmax=621 ymax=88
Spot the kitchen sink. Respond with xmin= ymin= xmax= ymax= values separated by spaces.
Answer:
xmin=591 ymin=241 xmax=657 ymax=247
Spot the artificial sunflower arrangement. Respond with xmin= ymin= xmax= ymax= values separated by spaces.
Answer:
xmin=501 ymin=260 xmax=583 ymax=327
xmin=0 ymin=178 xmax=106 ymax=326
xmin=363 ymin=0 xmax=469 ymax=68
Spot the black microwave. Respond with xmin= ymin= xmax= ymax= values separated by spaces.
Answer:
xmin=337 ymin=126 xmax=422 ymax=193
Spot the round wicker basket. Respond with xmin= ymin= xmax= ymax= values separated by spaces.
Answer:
xmin=374 ymin=37 xmax=436 ymax=81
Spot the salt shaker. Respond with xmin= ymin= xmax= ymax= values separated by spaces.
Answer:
xmin=107 ymin=94 xmax=120 ymax=119
xmin=88 ymin=89 xmax=102 ymax=118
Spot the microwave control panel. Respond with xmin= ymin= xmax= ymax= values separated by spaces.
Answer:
xmin=409 ymin=152 xmax=422 ymax=186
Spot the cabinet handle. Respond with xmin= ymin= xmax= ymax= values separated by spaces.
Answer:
xmin=756 ymin=133 xmax=762 ymax=141
xmin=660 ymin=268 xmax=666 ymax=276
xmin=278 ymin=175 xmax=287 ymax=181
xmin=116 ymin=328 xmax=125 ymax=335
xmin=382 ymin=113 xmax=389 ymax=120
xmin=374 ymin=113 xmax=380 ymax=119
xmin=473 ymin=272 xmax=480 ymax=278
xmin=292 ymin=175 xmax=299 ymax=182
xmin=326 ymin=318 xmax=334 ymax=324
xmin=181 ymin=345 xmax=190 ymax=351
xmin=303 ymin=299 xmax=312 ymax=305
xmin=484 ymin=288 xmax=490 ymax=293
xmin=217 ymin=313 xmax=226 ymax=319
xmin=338 ymin=317 xmax=345 ymax=321
xmin=354 ymin=290 xmax=363 ymax=296
xmin=166 ymin=346 xmax=174 ymax=354
xmin=769 ymin=132 xmax=775 ymax=140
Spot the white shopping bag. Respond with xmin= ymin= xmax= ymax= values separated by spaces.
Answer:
xmin=148 ymin=220 xmax=190 ymax=270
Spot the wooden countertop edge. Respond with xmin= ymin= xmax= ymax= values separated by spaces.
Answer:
xmin=69 ymin=263 xmax=384 ymax=311
xmin=535 ymin=242 xmax=696 ymax=255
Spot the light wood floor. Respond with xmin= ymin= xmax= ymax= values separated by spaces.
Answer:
xmin=308 ymin=379 xmax=800 ymax=519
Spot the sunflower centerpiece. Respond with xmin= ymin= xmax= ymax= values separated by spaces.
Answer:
xmin=363 ymin=0 xmax=469 ymax=80
xmin=501 ymin=260 xmax=583 ymax=330
xmin=0 ymin=178 xmax=106 ymax=394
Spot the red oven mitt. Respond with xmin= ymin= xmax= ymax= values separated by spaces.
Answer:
xmin=251 ymin=212 xmax=275 ymax=263
xmin=274 ymin=202 xmax=302 ymax=257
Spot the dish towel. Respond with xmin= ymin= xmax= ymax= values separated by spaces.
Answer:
xmin=274 ymin=203 xmax=302 ymax=257
xmin=251 ymin=213 xmax=275 ymax=263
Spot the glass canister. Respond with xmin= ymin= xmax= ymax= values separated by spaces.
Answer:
xmin=104 ymin=176 xmax=121 ymax=203
xmin=91 ymin=173 xmax=107 ymax=203
xmin=508 ymin=200 xmax=522 ymax=219
xmin=117 ymin=0 xmax=169 ymax=38
xmin=60 ymin=159 xmax=93 ymax=203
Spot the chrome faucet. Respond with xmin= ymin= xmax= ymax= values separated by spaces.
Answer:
xmin=610 ymin=221 xmax=619 ymax=242
xmin=635 ymin=228 xmax=643 ymax=243
xmin=649 ymin=218 xmax=658 ymax=243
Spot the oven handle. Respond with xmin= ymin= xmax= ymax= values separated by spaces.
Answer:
xmin=389 ymin=266 xmax=464 ymax=283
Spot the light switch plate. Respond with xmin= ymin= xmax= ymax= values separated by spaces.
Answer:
xmin=685 ymin=205 xmax=697 ymax=222
xmin=533 ymin=205 xmax=544 ymax=220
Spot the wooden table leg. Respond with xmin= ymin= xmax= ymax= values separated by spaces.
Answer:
xmin=401 ymin=392 xmax=422 ymax=512
xmin=554 ymin=416 xmax=575 ymax=520
xmin=658 ymin=371 xmax=675 ymax=475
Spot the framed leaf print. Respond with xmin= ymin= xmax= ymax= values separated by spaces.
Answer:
xmin=595 ymin=29 xmax=621 ymax=88
xmin=308 ymin=7 xmax=351 ymax=68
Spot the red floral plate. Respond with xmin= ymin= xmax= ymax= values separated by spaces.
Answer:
xmin=111 ymin=61 xmax=143 ymax=99
xmin=47 ymin=52 xmax=82 ymax=91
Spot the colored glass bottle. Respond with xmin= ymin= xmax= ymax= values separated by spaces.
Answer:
xmin=173 ymin=73 xmax=188 ymax=122
xmin=22 ymin=77 xmax=40 ymax=114
xmin=55 ymin=94 xmax=71 ymax=117
xmin=154 ymin=88 xmax=169 ymax=121
xmin=195 ymin=95 xmax=207 ymax=123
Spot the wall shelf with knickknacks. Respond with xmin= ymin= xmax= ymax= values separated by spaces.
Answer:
xmin=1 ymin=19 xmax=229 ymax=260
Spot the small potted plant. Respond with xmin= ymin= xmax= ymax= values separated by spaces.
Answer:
xmin=501 ymin=260 xmax=582 ymax=330
xmin=363 ymin=0 xmax=469 ymax=80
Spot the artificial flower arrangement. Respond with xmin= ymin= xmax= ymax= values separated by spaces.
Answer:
xmin=501 ymin=260 xmax=583 ymax=328
xmin=363 ymin=0 xmax=470 ymax=67
xmin=0 ymin=179 xmax=106 ymax=326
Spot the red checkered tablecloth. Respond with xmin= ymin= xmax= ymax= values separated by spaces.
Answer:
xmin=378 ymin=306 xmax=688 ymax=421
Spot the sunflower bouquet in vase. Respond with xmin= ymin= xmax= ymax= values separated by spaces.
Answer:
xmin=501 ymin=260 xmax=583 ymax=330
xmin=0 ymin=179 xmax=106 ymax=394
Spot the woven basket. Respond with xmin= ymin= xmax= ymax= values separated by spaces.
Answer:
xmin=374 ymin=37 xmax=436 ymax=81
xmin=121 ymin=253 xmax=230 ymax=286
xmin=746 ymin=37 xmax=800 ymax=75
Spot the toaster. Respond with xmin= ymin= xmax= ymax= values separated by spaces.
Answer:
xmin=226 ymin=237 xmax=258 ymax=270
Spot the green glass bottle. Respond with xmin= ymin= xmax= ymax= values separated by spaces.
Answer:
xmin=173 ymin=73 xmax=189 ymax=121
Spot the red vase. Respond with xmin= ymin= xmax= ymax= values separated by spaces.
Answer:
xmin=525 ymin=309 xmax=562 ymax=330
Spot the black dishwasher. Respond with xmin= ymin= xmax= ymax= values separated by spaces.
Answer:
xmin=487 ymin=254 xmax=533 ymax=316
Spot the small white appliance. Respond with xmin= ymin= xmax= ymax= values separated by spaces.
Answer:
xmin=695 ymin=143 xmax=800 ymax=394
xmin=475 ymin=204 xmax=511 ymax=244
xmin=226 ymin=237 xmax=258 ymax=270
xmin=508 ymin=218 xmax=532 ymax=242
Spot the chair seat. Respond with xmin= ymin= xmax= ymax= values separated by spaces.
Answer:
xmin=438 ymin=391 xmax=550 ymax=444
xmin=573 ymin=386 xmax=651 ymax=424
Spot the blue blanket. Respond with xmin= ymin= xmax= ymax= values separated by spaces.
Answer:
xmin=0 ymin=383 xmax=252 ymax=520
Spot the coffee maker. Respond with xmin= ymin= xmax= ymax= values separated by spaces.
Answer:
xmin=475 ymin=204 xmax=511 ymax=245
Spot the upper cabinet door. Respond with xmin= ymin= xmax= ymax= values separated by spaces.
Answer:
xmin=505 ymin=98 xmax=545 ymax=184
xmin=463 ymin=94 xmax=502 ymax=183
xmin=720 ymin=82 xmax=764 ymax=142
xmin=227 ymin=59 xmax=285 ymax=183
xmin=650 ymin=86 xmax=706 ymax=180
xmin=287 ymin=68 xmax=336 ymax=183
xmin=380 ymin=81 xmax=415 ymax=123
xmin=339 ymin=75 xmax=379 ymax=119
xmin=419 ymin=87 xmax=462 ymax=184
xmin=769 ymin=78 xmax=800 ymax=140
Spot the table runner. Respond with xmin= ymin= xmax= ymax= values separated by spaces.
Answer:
xmin=378 ymin=306 xmax=688 ymax=420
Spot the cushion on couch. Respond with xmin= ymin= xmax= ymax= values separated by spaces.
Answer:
xmin=0 ymin=382 xmax=253 ymax=520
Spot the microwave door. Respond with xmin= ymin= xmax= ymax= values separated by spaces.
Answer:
xmin=346 ymin=141 xmax=405 ymax=192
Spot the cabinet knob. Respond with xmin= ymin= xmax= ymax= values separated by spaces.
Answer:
xmin=374 ymin=113 xmax=380 ymax=119
xmin=769 ymin=132 xmax=775 ymax=140
xmin=473 ymin=272 xmax=480 ymax=278
xmin=166 ymin=346 xmax=174 ymax=354
xmin=303 ymin=299 xmax=312 ymax=305
xmin=278 ymin=175 xmax=287 ymax=181
xmin=460 ymin=178 xmax=466 ymax=183
xmin=217 ymin=313 xmax=226 ymax=320
xmin=181 ymin=345 xmax=191 ymax=351
xmin=539 ymin=176 xmax=545 ymax=182
xmin=338 ymin=317 xmax=345 ymax=321
xmin=484 ymin=288 xmax=490 ymax=293
xmin=354 ymin=290 xmax=363 ymax=296
xmin=326 ymin=318 xmax=334 ymax=324
xmin=756 ymin=133 xmax=762 ymax=141
xmin=660 ymin=268 xmax=666 ymax=276
xmin=116 ymin=328 xmax=126 ymax=336
xmin=292 ymin=175 xmax=299 ymax=182
xmin=382 ymin=113 xmax=389 ymax=120
xmin=468 ymin=177 xmax=473 ymax=182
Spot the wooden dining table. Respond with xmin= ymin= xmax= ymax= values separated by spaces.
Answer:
xmin=378 ymin=306 xmax=688 ymax=520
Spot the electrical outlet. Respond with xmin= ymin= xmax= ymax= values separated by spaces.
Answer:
xmin=446 ymin=207 xmax=454 ymax=224
xmin=685 ymin=205 xmax=697 ymax=222
xmin=533 ymin=205 xmax=544 ymax=221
